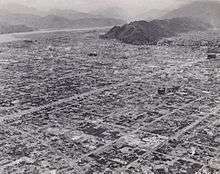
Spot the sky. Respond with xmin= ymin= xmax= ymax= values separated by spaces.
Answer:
xmin=0 ymin=0 xmax=219 ymax=16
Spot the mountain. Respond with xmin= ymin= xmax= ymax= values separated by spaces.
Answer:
xmin=0 ymin=13 xmax=125 ymax=30
xmin=69 ymin=18 xmax=125 ymax=28
xmin=0 ymin=7 xmax=125 ymax=31
xmin=162 ymin=1 xmax=220 ymax=28
xmin=48 ymin=9 xmax=102 ymax=20
xmin=0 ymin=22 xmax=34 ymax=34
xmin=136 ymin=9 xmax=169 ymax=21
xmin=90 ymin=7 xmax=129 ymax=21
xmin=29 ymin=15 xmax=124 ymax=29
xmin=100 ymin=17 xmax=210 ymax=45
xmin=32 ymin=15 xmax=74 ymax=29
xmin=0 ymin=12 xmax=125 ymax=30
xmin=24 ymin=14 xmax=71 ymax=29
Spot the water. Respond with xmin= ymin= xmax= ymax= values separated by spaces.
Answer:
xmin=0 ymin=26 xmax=112 ymax=43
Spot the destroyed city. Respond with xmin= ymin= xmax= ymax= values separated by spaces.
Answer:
xmin=0 ymin=0 xmax=219 ymax=173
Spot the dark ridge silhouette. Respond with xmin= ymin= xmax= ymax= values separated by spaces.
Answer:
xmin=100 ymin=17 xmax=210 ymax=45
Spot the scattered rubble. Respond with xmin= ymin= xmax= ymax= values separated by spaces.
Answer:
xmin=0 ymin=28 xmax=219 ymax=173
xmin=88 ymin=52 xmax=98 ymax=57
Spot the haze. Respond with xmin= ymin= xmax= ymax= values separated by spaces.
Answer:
xmin=0 ymin=0 xmax=219 ymax=17
xmin=0 ymin=0 xmax=196 ymax=16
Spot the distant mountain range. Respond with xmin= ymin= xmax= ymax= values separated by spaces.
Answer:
xmin=31 ymin=15 xmax=125 ymax=29
xmin=47 ymin=9 xmax=102 ymax=20
xmin=162 ymin=1 xmax=220 ymax=28
xmin=101 ymin=17 xmax=210 ymax=45
xmin=1 ymin=1 xmax=219 ymax=35
xmin=0 ymin=3 xmax=126 ymax=34
xmin=135 ymin=1 xmax=220 ymax=28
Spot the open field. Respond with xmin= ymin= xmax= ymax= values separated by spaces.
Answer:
xmin=0 ymin=29 xmax=219 ymax=173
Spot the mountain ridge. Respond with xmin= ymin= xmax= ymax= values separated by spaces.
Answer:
xmin=101 ymin=17 xmax=211 ymax=45
xmin=162 ymin=1 xmax=220 ymax=28
xmin=0 ymin=3 xmax=126 ymax=32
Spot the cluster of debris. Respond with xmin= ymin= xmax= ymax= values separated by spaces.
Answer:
xmin=207 ymin=47 xmax=220 ymax=59
xmin=158 ymin=86 xmax=181 ymax=95
xmin=88 ymin=52 xmax=98 ymax=57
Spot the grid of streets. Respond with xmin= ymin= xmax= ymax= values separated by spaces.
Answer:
xmin=0 ymin=29 xmax=219 ymax=174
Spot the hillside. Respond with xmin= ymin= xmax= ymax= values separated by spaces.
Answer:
xmin=70 ymin=18 xmax=125 ymax=28
xmin=30 ymin=15 xmax=124 ymax=29
xmin=100 ymin=17 xmax=210 ymax=45
xmin=48 ymin=9 xmax=102 ymax=20
xmin=0 ymin=23 xmax=34 ymax=34
xmin=32 ymin=15 xmax=75 ymax=29
xmin=162 ymin=1 xmax=220 ymax=28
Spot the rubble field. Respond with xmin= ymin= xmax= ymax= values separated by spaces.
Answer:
xmin=0 ymin=29 xmax=219 ymax=174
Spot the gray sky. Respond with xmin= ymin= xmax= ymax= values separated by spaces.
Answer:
xmin=0 ymin=0 xmax=219 ymax=16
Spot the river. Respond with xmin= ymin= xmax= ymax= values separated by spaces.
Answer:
xmin=0 ymin=26 xmax=111 ymax=43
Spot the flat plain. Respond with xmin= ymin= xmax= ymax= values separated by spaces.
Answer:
xmin=0 ymin=29 xmax=219 ymax=174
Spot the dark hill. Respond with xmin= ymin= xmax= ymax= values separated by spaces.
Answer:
xmin=101 ymin=17 xmax=210 ymax=45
